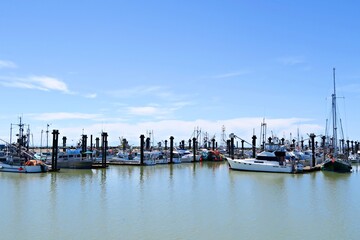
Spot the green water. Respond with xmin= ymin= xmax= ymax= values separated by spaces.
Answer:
xmin=1 ymin=162 xmax=360 ymax=240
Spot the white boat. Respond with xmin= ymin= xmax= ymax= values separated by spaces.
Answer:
xmin=227 ymin=158 xmax=295 ymax=173
xmin=227 ymin=144 xmax=303 ymax=173
xmin=111 ymin=151 xmax=137 ymax=162
xmin=181 ymin=152 xmax=201 ymax=163
xmin=0 ymin=159 xmax=49 ymax=173
xmin=53 ymin=149 xmax=93 ymax=169
xmin=169 ymin=151 xmax=182 ymax=163
xmin=110 ymin=151 xmax=156 ymax=165
xmin=348 ymin=153 xmax=360 ymax=163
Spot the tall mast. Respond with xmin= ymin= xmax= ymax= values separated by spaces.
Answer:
xmin=332 ymin=68 xmax=338 ymax=156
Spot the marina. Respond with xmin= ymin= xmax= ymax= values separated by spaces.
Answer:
xmin=0 ymin=71 xmax=356 ymax=239
xmin=2 ymin=1 xmax=360 ymax=239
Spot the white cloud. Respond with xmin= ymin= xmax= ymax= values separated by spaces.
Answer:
xmin=0 ymin=75 xmax=71 ymax=93
xmin=29 ymin=112 xmax=102 ymax=121
xmin=26 ymin=116 xmax=324 ymax=147
xmin=0 ymin=60 xmax=17 ymax=69
xmin=210 ymin=71 xmax=249 ymax=79
xmin=127 ymin=106 xmax=158 ymax=115
xmin=84 ymin=93 xmax=97 ymax=98
xmin=30 ymin=76 xmax=69 ymax=92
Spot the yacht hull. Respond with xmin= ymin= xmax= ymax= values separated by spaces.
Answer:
xmin=227 ymin=158 xmax=294 ymax=173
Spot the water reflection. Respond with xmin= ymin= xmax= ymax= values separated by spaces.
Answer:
xmin=2 ymin=161 xmax=360 ymax=239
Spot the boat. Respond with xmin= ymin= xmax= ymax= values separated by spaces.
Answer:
xmin=110 ymin=151 xmax=156 ymax=165
xmin=200 ymin=149 xmax=225 ymax=161
xmin=0 ymin=118 xmax=49 ymax=173
xmin=321 ymin=69 xmax=352 ymax=173
xmin=227 ymin=144 xmax=303 ymax=173
xmin=348 ymin=152 xmax=360 ymax=163
xmin=51 ymin=149 xmax=94 ymax=169
xmin=0 ymin=159 xmax=48 ymax=173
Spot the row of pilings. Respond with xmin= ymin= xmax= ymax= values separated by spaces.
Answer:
xmin=49 ymin=130 xmax=213 ymax=169
xmin=49 ymin=130 xmax=359 ymax=170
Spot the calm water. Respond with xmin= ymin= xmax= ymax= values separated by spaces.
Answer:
xmin=1 ymin=162 xmax=360 ymax=240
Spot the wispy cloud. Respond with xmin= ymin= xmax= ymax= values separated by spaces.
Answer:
xmin=277 ymin=56 xmax=305 ymax=66
xmin=127 ymin=106 xmax=160 ymax=116
xmin=107 ymin=85 xmax=167 ymax=98
xmin=83 ymin=93 xmax=97 ymax=98
xmin=29 ymin=112 xmax=102 ymax=121
xmin=210 ymin=71 xmax=249 ymax=79
xmin=0 ymin=75 xmax=71 ymax=93
xmin=0 ymin=60 xmax=17 ymax=69
xmin=125 ymin=98 xmax=194 ymax=118
xmin=339 ymin=83 xmax=360 ymax=93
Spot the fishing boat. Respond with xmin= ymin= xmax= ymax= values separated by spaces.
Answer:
xmin=200 ymin=149 xmax=225 ymax=161
xmin=53 ymin=149 xmax=94 ymax=169
xmin=0 ymin=117 xmax=49 ymax=173
xmin=0 ymin=158 xmax=48 ymax=173
xmin=321 ymin=68 xmax=352 ymax=173
xmin=110 ymin=151 xmax=156 ymax=165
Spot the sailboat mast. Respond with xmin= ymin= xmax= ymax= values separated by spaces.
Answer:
xmin=332 ymin=68 xmax=338 ymax=156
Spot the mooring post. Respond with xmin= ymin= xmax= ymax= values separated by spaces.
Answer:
xmin=90 ymin=135 xmax=93 ymax=151
xmin=62 ymin=136 xmax=67 ymax=152
xmin=355 ymin=141 xmax=358 ymax=154
xmin=192 ymin=137 xmax=196 ymax=162
xmin=230 ymin=135 xmax=234 ymax=159
xmin=95 ymin=137 xmax=100 ymax=149
xmin=170 ymin=136 xmax=174 ymax=164
xmin=252 ymin=135 xmax=257 ymax=158
xmin=310 ymin=133 xmax=316 ymax=167
xmin=227 ymin=139 xmax=231 ymax=155
xmin=51 ymin=129 xmax=59 ymax=171
xmin=101 ymin=132 xmax=108 ymax=168
xmin=82 ymin=134 xmax=87 ymax=157
xmin=146 ymin=137 xmax=150 ymax=151
xmin=140 ymin=135 xmax=145 ymax=165
xmin=241 ymin=140 xmax=244 ymax=158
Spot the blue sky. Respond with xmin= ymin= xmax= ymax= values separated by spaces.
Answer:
xmin=1 ymin=0 xmax=360 ymax=147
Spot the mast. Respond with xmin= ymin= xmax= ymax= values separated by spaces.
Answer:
xmin=332 ymin=68 xmax=338 ymax=156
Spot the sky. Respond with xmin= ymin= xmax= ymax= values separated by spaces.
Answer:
xmin=1 ymin=0 xmax=360 ymax=148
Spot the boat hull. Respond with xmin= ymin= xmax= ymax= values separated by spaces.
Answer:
xmin=57 ymin=160 xmax=93 ymax=169
xmin=0 ymin=163 xmax=48 ymax=173
xmin=227 ymin=158 xmax=294 ymax=173
xmin=321 ymin=159 xmax=352 ymax=173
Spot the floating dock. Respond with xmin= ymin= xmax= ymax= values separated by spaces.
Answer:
xmin=302 ymin=164 xmax=322 ymax=173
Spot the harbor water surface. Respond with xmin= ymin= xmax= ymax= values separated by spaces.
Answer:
xmin=1 ymin=162 xmax=360 ymax=240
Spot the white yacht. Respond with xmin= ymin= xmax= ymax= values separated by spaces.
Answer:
xmin=227 ymin=144 xmax=303 ymax=173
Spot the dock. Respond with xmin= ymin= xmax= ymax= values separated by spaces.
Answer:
xmin=302 ymin=164 xmax=322 ymax=173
